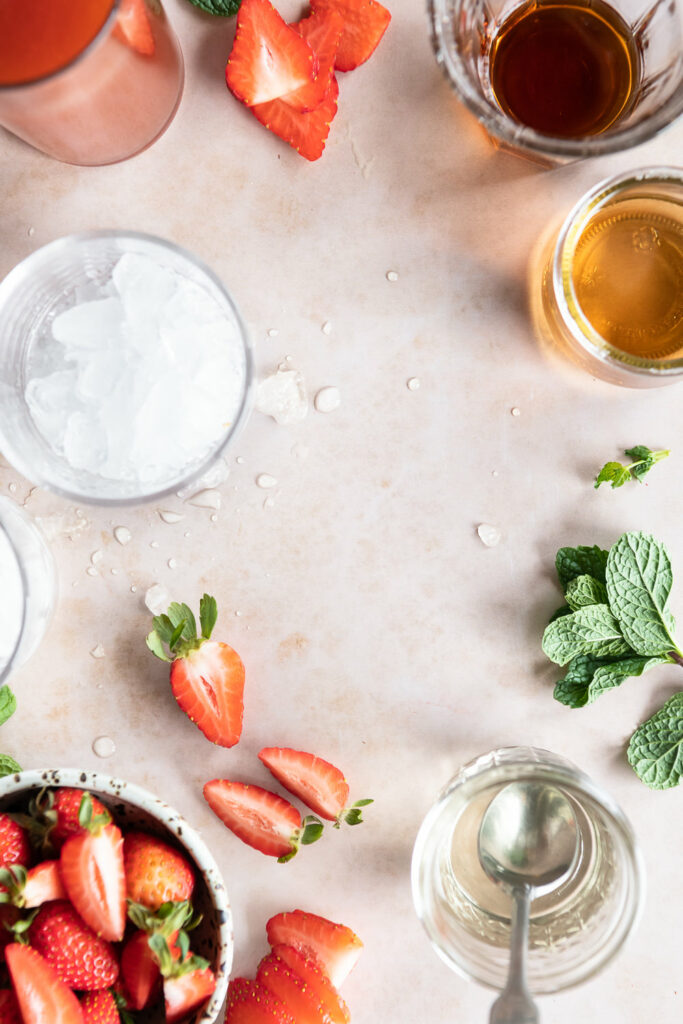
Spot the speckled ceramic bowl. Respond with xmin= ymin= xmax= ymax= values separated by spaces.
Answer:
xmin=0 ymin=768 xmax=233 ymax=1024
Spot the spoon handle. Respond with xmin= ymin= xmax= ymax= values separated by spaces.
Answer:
xmin=488 ymin=890 xmax=539 ymax=1024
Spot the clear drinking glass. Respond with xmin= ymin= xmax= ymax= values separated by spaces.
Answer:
xmin=533 ymin=166 xmax=683 ymax=387
xmin=0 ymin=0 xmax=184 ymax=166
xmin=411 ymin=747 xmax=644 ymax=993
xmin=0 ymin=499 xmax=56 ymax=685
xmin=0 ymin=232 xmax=253 ymax=506
xmin=428 ymin=0 xmax=683 ymax=162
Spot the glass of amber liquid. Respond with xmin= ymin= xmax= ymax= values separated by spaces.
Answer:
xmin=0 ymin=0 xmax=183 ymax=166
xmin=536 ymin=167 xmax=683 ymax=386
xmin=428 ymin=0 xmax=683 ymax=161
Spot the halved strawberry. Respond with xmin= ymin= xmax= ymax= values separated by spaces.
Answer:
xmin=114 ymin=0 xmax=155 ymax=56
xmin=258 ymin=747 xmax=373 ymax=825
xmin=285 ymin=9 xmax=344 ymax=111
xmin=258 ymin=949 xmax=348 ymax=1024
xmin=157 ymin=937 xmax=216 ymax=1024
xmin=269 ymin=945 xmax=349 ymax=1024
xmin=226 ymin=977 xmax=295 ymax=1024
xmin=226 ymin=0 xmax=316 ymax=109
xmin=0 ymin=860 xmax=66 ymax=908
xmin=80 ymin=989 xmax=119 ymax=1024
xmin=310 ymin=0 xmax=390 ymax=71
xmin=122 ymin=900 xmax=192 ymax=1009
xmin=266 ymin=910 xmax=363 ymax=988
xmin=147 ymin=594 xmax=245 ymax=748
xmin=251 ymin=75 xmax=339 ymax=162
xmin=59 ymin=802 xmax=126 ymax=942
xmin=203 ymin=781 xmax=323 ymax=862
xmin=5 ymin=944 xmax=83 ymax=1024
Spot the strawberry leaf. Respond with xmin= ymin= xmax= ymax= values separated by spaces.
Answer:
xmin=168 ymin=621 xmax=187 ymax=651
xmin=167 ymin=603 xmax=197 ymax=640
xmin=199 ymin=594 xmax=218 ymax=640
xmin=277 ymin=846 xmax=298 ymax=864
xmin=146 ymin=630 xmax=171 ymax=662
xmin=300 ymin=815 xmax=324 ymax=845
xmin=152 ymin=614 xmax=176 ymax=644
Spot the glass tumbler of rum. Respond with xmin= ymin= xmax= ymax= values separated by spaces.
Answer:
xmin=534 ymin=166 xmax=683 ymax=387
xmin=427 ymin=0 xmax=683 ymax=162
xmin=411 ymin=747 xmax=644 ymax=993
xmin=0 ymin=0 xmax=184 ymax=166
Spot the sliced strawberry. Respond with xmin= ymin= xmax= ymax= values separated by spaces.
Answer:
xmin=121 ymin=902 xmax=189 ymax=1012
xmin=22 ymin=860 xmax=66 ymax=907
xmin=225 ymin=977 xmax=295 ymax=1023
xmin=310 ymin=0 xmax=390 ymax=71
xmin=226 ymin=0 xmax=316 ymax=109
xmin=60 ymin=823 xmax=126 ymax=942
xmin=258 ymin=747 xmax=350 ymax=820
xmin=80 ymin=989 xmax=119 ymax=1024
xmin=285 ymin=9 xmax=344 ymax=111
xmin=203 ymin=780 xmax=323 ymax=861
xmin=170 ymin=641 xmax=245 ymax=748
xmin=269 ymin=945 xmax=349 ymax=1024
xmin=163 ymin=963 xmax=216 ymax=1024
xmin=114 ymin=0 xmax=155 ymax=56
xmin=251 ymin=75 xmax=339 ymax=162
xmin=5 ymin=944 xmax=83 ymax=1024
xmin=0 ymin=989 xmax=22 ymax=1024
xmin=121 ymin=930 xmax=163 ymax=1010
xmin=258 ymin=950 xmax=343 ymax=1024
xmin=266 ymin=909 xmax=363 ymax=988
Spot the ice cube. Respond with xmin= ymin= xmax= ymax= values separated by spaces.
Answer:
xmin=63 ymin=412 xmax=107 ymax=472
xmin=25 ymin=369 xmax=80 ymax=452
xmin=76 ymin=352 xmax=124 ymax=401
xmin=113 ymin=253 xmax=178 ymax=341
xmin=52 ymin=297 xmax=126 ymax=352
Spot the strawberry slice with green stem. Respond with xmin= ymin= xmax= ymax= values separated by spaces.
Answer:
xmin=258 ymin=747 xmax=372 ymax=826
xmin=203 ymin=781 xmax=323 ymax=862
xmin=0 ymin=860 xmax=66 ymax=909
xmin=149 ymin=931 xmax=216 ymax=1024
xmin=226 ymin=0 xmax=316 ymax=109
xmin=122 ymin=900 xmax=197 ymax=1010
xmin=146 ymin=594 xmax=245 ymax=748
xmin=310 ymin=0 xmax=391 ymax=71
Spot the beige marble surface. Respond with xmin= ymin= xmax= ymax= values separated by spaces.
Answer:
xmin=1 ymin=1 xmax=683 ymax=1021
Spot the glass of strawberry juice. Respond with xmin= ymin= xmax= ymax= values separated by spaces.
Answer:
xmin=0 ymin=0 xmax=184 ymax=165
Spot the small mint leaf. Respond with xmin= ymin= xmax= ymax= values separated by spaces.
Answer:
xmin=0 ymin=755 xmax=21 ymax=778
xmin=167 ymin=603 xmax=197 ymax=641
xmin=0 ymin=687 xmax=17 ymax=728
xmin=605 ymin=532 xmax=678 ymax=656
xmin=624 ymin=446 xmax=669 ymax=484
xmin=542 ymin=605 xmax=632 ymax=666
xmin=199 ymin=594 xmax=218 ymax=640
xmin=556 ymin=546 xmax=609 ymax=589
xmin=146 ymin=631 xmax=171 ymax=662
xmin=184 ymin=0 xmax=241 ymax=16
xmin=628 ymin=692 xmax=683 ymax=789
xmin=553 ymin=653 xmax=670 ymax=708
xmin=595 ymin=461 xmax=631 ymax=489
xmin=565 ymin=574 xmax=608 ymax=611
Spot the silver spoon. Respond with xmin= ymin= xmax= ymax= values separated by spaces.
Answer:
xmin=477 ymin=782 xmax=579 ymax=1024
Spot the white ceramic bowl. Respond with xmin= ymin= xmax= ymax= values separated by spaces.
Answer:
xmin=0 ymin=768 xmax=233 ymax=1023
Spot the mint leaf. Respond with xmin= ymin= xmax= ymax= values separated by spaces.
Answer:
xmin=623 ymin=446 xmax=669 ymax=483
xmin=167 ymin=603 xmax=197 ymax=641
xmin=628 ymin=692 xmax=683 ymax=789
xmin=199 ymin=594 xmax=217 ymax=640
xmin=0 ymin=755 xmax=21 ymax=778
xmin=0 ymin=687 xmax=17 ymax=727
xmin=542 ymin=605 xmax=632 ymax=665
xmin=605 ymin=532 xmax=679 ymax=656
xmin=549 ymin=605 xmax=572 ymax=624
xmin=554 ymin=653 xmax=670 ymax=708
xmin=565 ymin=575 xmax=608 ymax=611
xmin=595 ymin=461 xmax=632 ymax=489
xmin=184 ymin=0 xmax=240 ymax=16
xmin=556 ymin=546 xmax=609 ymax=589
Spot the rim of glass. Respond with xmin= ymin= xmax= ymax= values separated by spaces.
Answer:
xmin=411 ymin=747 xmax=646 ymax=992
xmin=0 ymin=0 xmax=122 ymax=92
xmin=552 ymin=165 xmax=683 ymax=378
xmin=427 ymin=0 xmax=683 ymax=159
xmin=0 ymin=501 xmax=28 ymax=689
xmin=0 ymin=229 xmax=254 ymax=507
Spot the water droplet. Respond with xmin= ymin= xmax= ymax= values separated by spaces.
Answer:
xmin=511 ymin=407 xmax=521 ymax=417
xmin=130 ymin=585 xmax=137 ymax=593
xmin=256 ymin=473 xmax=277 ymax=489
xmin=407 ymin=377 xmax=420 ymax=391
xmin=145 ymin=583 xmax=169 ymax=614
xmin=314 ymin=387 xmax=341 ymax=413
xmin=114 ymin=526 xmax=131 ymax=546
xmin=236 ymin=456 xmax=245 ymax=465
xmin=27 ymin=227 xmax=35 ymax=238
xmin=187 ymin=489 xmax=221 ymax=510
xmin=210 ymin=514 xmax=218 ymax=523
xmin=291 ymin=443 xmax=309 ymax=459
xmin=90 ymin=644 xmax=106 ymax=659
xmin=267 ymin=328 xmax=279 ymax=337
xmin=184 ymin=531 xmax=191 ymax=538
xmin=86 ymin=566 xmax=98 ymax=577
xmin=90 ymin=550 xmax=103 ymax=564
xmin=477 ymin=523 xmax=502 ymax=548
xmin=8 ymin=483 xmax=17 ymax=494
xmin=263 ymin=497 xmax=275 ymax=509
xmin=111 ymin=568 xmax=119 ymax=575
xmin=386 ymin=270 xmax=399 ymax=282
xmin=492 ymin=470 xmax=499 ymax=478
xmin=92 ymin=735 xmax=116 ymax=758
xmin=321 ymin=321 xmax=332 ymax=335
xmin=158 ymin=509 xmax=184 ymax=524
xmin=235 ymin=610 xmax=242 ymax=617
xmin=149 ymin=540 xmax=159 ymax=549
xmin=168 ymin=558 xmax=177 ymax=570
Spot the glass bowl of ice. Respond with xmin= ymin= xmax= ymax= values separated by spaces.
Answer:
xmin=0 ymin=232 xmax=253 ymax=504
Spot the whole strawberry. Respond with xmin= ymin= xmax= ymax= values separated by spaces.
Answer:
xmin=11 ymin=787 xmax=108 ymax=855
xmin=80 ymin=989 xmax=121 ymax=1024
xmin=124 ymin=832 xmax=195 ymax=911
xmin=0 ymin=816 xmax=29 ymax=870
xmin=29 ymin=901 xmax=119 ymax=990
xmin=146 ymin=594 xmax=245 ymax=748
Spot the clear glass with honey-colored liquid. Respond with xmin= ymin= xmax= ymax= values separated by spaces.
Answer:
xmin=538 ymin=167 xmax=683 ymax=386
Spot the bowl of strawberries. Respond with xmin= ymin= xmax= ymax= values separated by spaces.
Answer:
xmin=0 ymin=768 xmax=232 ymax=1024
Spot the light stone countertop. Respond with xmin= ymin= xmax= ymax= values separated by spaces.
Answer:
xmin=1 ymin=1 xmax=683 ymax=1021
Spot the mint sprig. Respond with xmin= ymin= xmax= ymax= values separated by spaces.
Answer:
xmin=543 ymin=531 xmax=683 ymax=788
xmin=0 ymin=685 xmax=20 ymax=779
xmin=595 ymin=446 xmax=670 ymax=489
